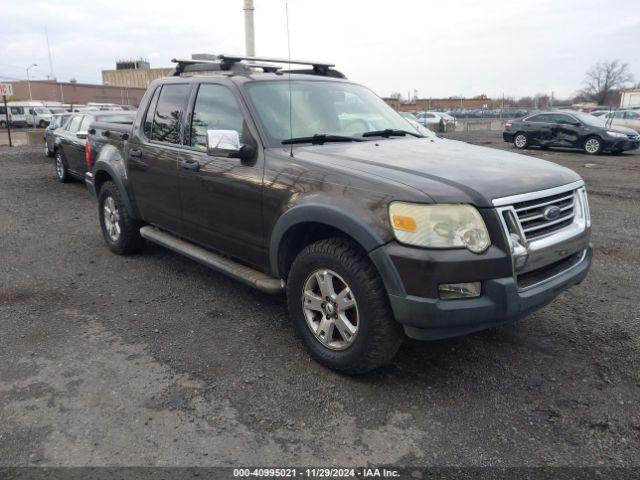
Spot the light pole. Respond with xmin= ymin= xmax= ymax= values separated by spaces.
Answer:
xmin=26 ymin=63 xmax=37 ymax=101
xmin=243 ymin=0 xmax=255 ymax=56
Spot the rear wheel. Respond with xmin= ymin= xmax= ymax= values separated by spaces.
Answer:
xmin=54 ymin=150 xmax=71 ymax=183
xmin=98 ymin=181 xmax=145 ymax=254
xmin=38 ymin=120 xmax=47 ymax=128
xmin=0 ymin=120 xmax=6 ymax=129
xmin=513 ymin=132 xmax=529 ymax=149
xmin=584 ymin=136 xmax=603 ymax=155
xmin=287 ymin=238 xmax=403 ymax=374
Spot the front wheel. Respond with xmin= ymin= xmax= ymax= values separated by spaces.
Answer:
xmin=0 ymin=120 xmax=6 ymax=129
xmin=287 ymin=238 xmax=403 ymax=374
xmin=584 ymin=136 xmax=603 ymax=155
xmin=513 ymin=132 xmax=529 ymax=149
xmin=98 ymin=181 xmax=145 ymax=255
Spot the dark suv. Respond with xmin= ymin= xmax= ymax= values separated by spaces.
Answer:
xmin=85 ymin=55 xmax=592 ymax=373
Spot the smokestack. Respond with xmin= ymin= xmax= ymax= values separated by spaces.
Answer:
xmin=243 ymin=0 xmax=255 ymax=57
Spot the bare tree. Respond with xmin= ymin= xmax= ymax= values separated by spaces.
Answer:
xmin=580 ymin=60 xmax=634 ymax=105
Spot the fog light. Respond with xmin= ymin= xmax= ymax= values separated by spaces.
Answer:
xmin=438 ymin=282 xmax=481 ymax=299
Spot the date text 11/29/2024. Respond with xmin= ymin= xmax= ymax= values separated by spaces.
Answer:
xmin=233 ymin=467 xmax=400 ymax=477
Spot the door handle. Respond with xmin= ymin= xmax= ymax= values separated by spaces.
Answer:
xmin=129 ymin=148 xmax=142 ymax=158
xmin=180 ymin=159 xmax=200 ymax=172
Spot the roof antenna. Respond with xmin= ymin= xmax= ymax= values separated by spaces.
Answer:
xmin=286 ymin=1 xmax=294 ymax=157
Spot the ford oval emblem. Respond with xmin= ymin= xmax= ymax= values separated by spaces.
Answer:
xmin=543 ymin=205 xmax=562 ymax=221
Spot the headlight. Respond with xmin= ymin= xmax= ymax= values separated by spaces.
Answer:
xmin=607 ymin=131 xmax=627 ymax=138
xmin=389 ymin=202 xmax=491 ymax=253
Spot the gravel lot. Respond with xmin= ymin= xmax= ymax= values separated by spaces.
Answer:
xmin=1 ymin=134 xmax=639 ymax=468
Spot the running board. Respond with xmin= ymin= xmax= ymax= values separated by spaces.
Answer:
xmin=139 ymin=226 xmax=285 ymax=294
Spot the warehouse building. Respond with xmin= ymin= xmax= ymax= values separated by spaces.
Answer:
xmin=5 ymin=80 xmax=146 ymax=106
xmin=102 ymin=58 xmax=173 ymax=89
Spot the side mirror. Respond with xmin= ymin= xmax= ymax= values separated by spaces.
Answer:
xmin=76 ymin=131 xmax=88 ymax=139
xmin=206 ymin=129 xmax=255 ymax=161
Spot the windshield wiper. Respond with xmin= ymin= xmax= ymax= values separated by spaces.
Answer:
xmin=282 ymin=134 xmax=364 ymax=145
xmin=362 ymin=128 xmax=423 ymax=138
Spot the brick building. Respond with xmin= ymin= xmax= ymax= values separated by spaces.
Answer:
xmin=6 ymin=80 xmax=146 ymax=106
xmin=384 ymin=96 xmax=502 ymax=112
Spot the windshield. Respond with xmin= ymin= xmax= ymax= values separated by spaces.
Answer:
xmin=246 ymin=80 xmax=417 ymax=144
xmin=35 ymin=108 xmax=50 ymax=114
xmin=572 ymin=112 xmax=607 ymax=127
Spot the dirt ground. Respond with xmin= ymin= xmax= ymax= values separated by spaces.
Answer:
xmin=1 ymin=134 xmax=639 ymax=469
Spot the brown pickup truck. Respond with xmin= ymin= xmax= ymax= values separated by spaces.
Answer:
xmin=85 ymin=55 xmax=592 ymax=373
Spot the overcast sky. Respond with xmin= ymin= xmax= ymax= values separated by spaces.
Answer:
xmin=1 ymin=0 xmax=638 ymax=99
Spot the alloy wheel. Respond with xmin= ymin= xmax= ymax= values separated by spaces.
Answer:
xmin=514 ymin=134 xmax=527 ymax=148
xmin=302 ymin=269 xmax=359 ymax=350
xmin=103 ymin=195 xmax=121 ymax=242
xmin=55 ymin=153 xmax=64 ymax=179
xmin=585 ymin=138 xmax=600 ymax=154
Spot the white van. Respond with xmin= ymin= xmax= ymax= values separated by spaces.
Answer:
xmin=0 ymin=104 xmax=28 ymax=127
xmin=7 ymin=102 xmax=53 ymax=128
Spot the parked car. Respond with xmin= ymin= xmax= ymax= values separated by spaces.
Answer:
xmin=44 ymin=113 xmax=72 ymax=157
xmin=504 ymin=111 xmax=640 ymax=155
xmin=400 ymin=112 xmax=433 ymax=136
xmin=52 ymin=111 xmax=135 ymax=182
xmin=415 ymin=111 xmax=454 ymax=132
xmin=599 ymin=110 xmax=640 ymax=131
xmin=85 ymin=55 xmax=592 ymax=373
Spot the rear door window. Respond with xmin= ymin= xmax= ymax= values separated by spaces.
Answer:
xmin=80 ymin=115 xmax=94 ymax=132
xmin=150 ymin=84 xmax=190 ymax=145
xmin=143 ymin=87 xmax=161 ymax=138
xmin=67 ymin=115 xmax=83 ymax=133
xmin=526 ymin=114 xmax=545 ymax=122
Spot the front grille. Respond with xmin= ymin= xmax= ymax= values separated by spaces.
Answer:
xmin=512 ymin=190 xmax=576 ymax=241
xmin=629 ymin=134 xmax=640 ymax=141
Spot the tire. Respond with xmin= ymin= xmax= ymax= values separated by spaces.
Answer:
xmin=513 ymin=132 xmax=529 ymax=149
xmin=286 ymin=238 xmax=403 ymax=374
xmin=38 ymin=120 xmax=47 ymax=128
xmin=98 ymin=181 xmax=145 ymax=255
xmin=584 ymin=136 xmax=603 ymax=155
xmin=54 ymin=150 xmax=71 ymax=183
xmin=0 ymin=120 xmax=6 ymax=129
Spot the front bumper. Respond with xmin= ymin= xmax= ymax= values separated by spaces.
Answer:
xmin=387 ymin=245 xmax=591 ymax=340
xmin=603 ymin=137 xmax=640 ymax=152
xmin=503 ymin=131 xmax=515 ymax=142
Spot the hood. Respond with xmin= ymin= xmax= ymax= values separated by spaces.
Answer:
xmin=289 ymin=137 xmax=582 ymax=207
xmin=608 ymin=124 xmax=639 ymax=136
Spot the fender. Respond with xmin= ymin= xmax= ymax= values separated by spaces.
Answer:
xmin=92 ymin=160 xmax=139 ymax=219
xmin=269 ymin=204 xmax=406 ymax=295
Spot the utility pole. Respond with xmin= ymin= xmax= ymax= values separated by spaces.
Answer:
xmin=26 ymin=63 xmax=37 ymax=102
xmin=243 ymin=0 xmax=256 ymax=57
xmin=45 ymin=27 xmax=55 ymax=80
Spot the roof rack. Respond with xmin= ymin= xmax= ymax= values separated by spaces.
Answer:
xmin=171 ymin=54 xmax=345 ymax=78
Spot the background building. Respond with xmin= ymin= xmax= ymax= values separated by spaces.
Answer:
xmin=102 ymin=58 xmax=173 ymax=88
xmin=620 ymin=88 xmax=640 ymax=108
xmin=384 ymin=96 xmax=502 ymax=112
xmin=6 ymin=80 xmax=146 ymax=106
